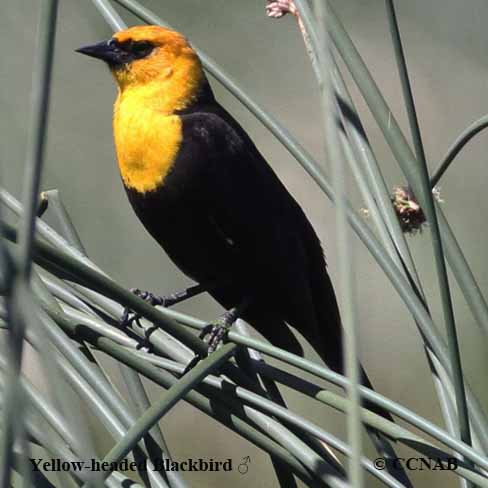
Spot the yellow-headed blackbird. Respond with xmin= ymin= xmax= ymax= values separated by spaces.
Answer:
xmin=77 ymin=26 xmax=389 ymax=418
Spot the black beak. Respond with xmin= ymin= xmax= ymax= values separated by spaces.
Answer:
xmin=76 ymin=39 xmax=127 ymax=66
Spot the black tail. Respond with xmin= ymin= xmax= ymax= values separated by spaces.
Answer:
xmin=301 ymin=217 xmax=394 ymax=422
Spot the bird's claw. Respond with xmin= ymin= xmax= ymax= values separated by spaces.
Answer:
xmin=119 ymin=288 xmax=167 ymax=328
xmin=183 ymin=308 xmax=238 ymax=374
xmin=130 ymin=288 xmax=167 ymax=306
xmin=199 ymin=321 xmax=230 ymax=353
xmin=201 ymin=307 xmax=238 ymax=351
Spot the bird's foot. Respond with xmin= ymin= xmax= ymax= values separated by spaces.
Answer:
xmin=201 ymin=307 xmax=239 ymax=352
xmin=119 ymin=288 xmax=168 ymax=328
xmin=119 ymin=284 xmax=205 ymax=328
xmin=119 ymin=288 xmax=182 ymax=353
xmin=182 ymin=307 xmax=239 ymax=374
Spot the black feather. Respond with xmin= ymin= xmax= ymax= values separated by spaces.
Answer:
xmin=125 ymin=78 xmax=392 ymax=420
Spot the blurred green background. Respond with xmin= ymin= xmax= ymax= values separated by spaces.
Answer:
xmin=2 ymin=1 xmax=488 ymax=486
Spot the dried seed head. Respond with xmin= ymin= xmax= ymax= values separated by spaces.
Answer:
xmin=266 ymin=0 xmax=298 ymax=18
xmin=360 ymin=185 xmax=444 ymax=235
xmin=390 ymin=185 xmax=443 ymax=235
xmin=391 ymin=185 xmax=426 ymax=235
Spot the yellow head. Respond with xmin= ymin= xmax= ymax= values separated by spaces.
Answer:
xmin=77 ymin=25 xmax=204 ymax=112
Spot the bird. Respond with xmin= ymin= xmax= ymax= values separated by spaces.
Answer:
xmin=76 ymin=25 xmax=390 ymax=419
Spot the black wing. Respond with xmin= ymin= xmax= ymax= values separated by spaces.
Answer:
xmin=177 ymin=108 xmax=344 ymax=373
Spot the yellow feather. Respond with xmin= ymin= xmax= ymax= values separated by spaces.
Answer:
xmin=111 ymin=26 xmax=204 ymax=194
xmin=114 ymin=103 xmax=182 ymax=194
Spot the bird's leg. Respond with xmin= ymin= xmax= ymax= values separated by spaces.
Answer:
xmin=183 ymin=298 xmax=250 ymax=374
xmin=199 ymin=307 xmax=239 ymax=352
xmin=150 ymin=283 xmax=206 ymax=307
xmin=119 ymin=283 xmax=205 ymax=328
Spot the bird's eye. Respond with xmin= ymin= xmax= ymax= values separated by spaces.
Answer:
xmin=131 ymin=41 xmax=154 ymax=59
